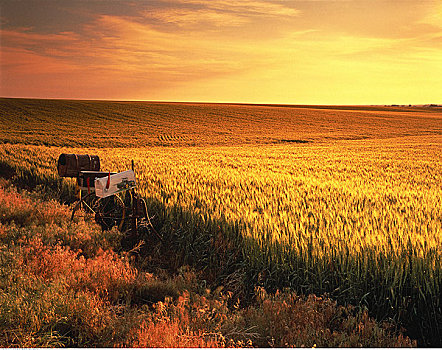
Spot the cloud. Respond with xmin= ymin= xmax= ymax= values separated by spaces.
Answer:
xmin=409 ymin=4 xmax=442 ymax=44
xmin=144 ymin=8 xmax=248 ymax=28
xmin=165 ymin=0 xmax=299 ymax=17
xmin=132 ymin=0 xmax=302 ymax=44
xmin=88 ymin=14 xmax=251 ymax=75
xmin=1 ymin=28 xmax=79 ymax=50
xmin=1 ymin=12 xmax=274 ymax=99
xmin=1 ymin=47 xmax=79 ymax=75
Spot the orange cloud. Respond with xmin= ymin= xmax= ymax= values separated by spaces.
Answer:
xmin=144 ymin=8 xmax=249 ymax=27
xmin=1 ymin=47 xmax=79 ymax=75
xmin=420 ymin=3 xmax=442 ymax=28
xmin=166 ymin=0 xmax=299 ymax=17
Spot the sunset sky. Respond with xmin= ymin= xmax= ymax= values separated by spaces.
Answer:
xmin=1 ymin=0 xmax=441 ymax=105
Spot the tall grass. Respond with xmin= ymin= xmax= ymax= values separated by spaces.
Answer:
xmin=0 ymin=137 xmax=440 ymax=345
xmin=0 ymin=182 xmax=414 ymax=347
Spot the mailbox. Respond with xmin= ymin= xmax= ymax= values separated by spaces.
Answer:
xmin=57 ymin=153 xmax=100 ymax=178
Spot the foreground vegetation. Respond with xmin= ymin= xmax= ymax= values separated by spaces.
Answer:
xmin=1 ymin=98 xmax=441 ymax=346
xmin=0 ymin=181 xmax=414 ymax=347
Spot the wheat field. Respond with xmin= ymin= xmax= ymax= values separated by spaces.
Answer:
xmin=0 ymin=98 xmax=441 ymax=345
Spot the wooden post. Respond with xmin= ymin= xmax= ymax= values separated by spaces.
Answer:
xmin=131 ymin=189 xmax=138 ymax=237
xmin=76 ymin=177 xmax=82 ymax=209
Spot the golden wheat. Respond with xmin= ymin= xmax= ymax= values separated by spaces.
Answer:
xmin=1 ymin=98 xmax=441 ymax=345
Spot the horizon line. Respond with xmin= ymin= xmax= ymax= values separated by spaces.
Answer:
xmin=0 ymin=96 xmax=440 ymax=108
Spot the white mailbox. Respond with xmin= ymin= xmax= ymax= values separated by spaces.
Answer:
xmin=95 ymin=170 xmax=136 ymax=198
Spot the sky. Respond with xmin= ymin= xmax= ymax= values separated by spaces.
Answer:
xmin=1 ymin=0 xmax=441 ymax=105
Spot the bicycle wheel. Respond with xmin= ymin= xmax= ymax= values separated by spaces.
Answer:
xmin=71 ymin=192 xmax=99 ymax=221
xmin=94 ymin=194 xmax=126 ymax=231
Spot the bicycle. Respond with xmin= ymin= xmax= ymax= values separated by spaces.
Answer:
xmin=58 ymin=154 xmax=159 ymax=240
